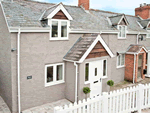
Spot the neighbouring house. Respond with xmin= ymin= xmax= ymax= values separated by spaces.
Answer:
xmin=0 ymin=0 xmax=150 ymax=112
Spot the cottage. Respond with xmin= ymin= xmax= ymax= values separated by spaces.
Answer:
xmin=0 ymin=0 xmax=150 ymax=112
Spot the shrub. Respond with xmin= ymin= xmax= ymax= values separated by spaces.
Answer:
xmin=83 ymin=87 xmax=91 ymax=94
xmin=107 ymin=80 xmax=114 ymax=86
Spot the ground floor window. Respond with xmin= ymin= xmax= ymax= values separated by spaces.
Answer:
xmin=117 ymin=53 xmax=125 ymax=68
xmin=103 ymin=60 xmax=107 ymax=76
xmin=45 ymin=63 xmax=64 ymax=87
xmin=85 ymin=63 xmax=89 ymax=83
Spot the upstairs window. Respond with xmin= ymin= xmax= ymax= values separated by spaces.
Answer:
xmin=118 ymin=25 xmax=127 ymax=39
xmin=50 ymin=19 xmax=69 ymax=40
xmin=146 ymin=33 xmax=150 ymax=38
xmin=117 ymin=53 xmax=125 ymax=68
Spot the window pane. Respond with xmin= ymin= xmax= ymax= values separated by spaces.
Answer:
xmin=47 ymin=66 xmax=53 ymax=83
xmin=121 ymin=54 xmax=125 ymax=66
xmin=118 ymin=55 xmax=121 ymax=66
xmin=52 ymin=21 xmax=58 ymax=37
xmin=122 ymin=26 xmax=125 ymax=37
xmin=95 ymin=68 xmax=97 ymax=76
xmin=119 ymin=26 xmax=122 ymax=37
xmin=61 ymin=21 xmax=67 ymax=37
xmin=57 ymin=65 xmax=63 ymax=81
xmin=103 ymin=60 xmax=106 ymax=76
xmin=85 ymin=63 xmax=89 ymax=81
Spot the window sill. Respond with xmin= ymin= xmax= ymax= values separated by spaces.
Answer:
xmin=84 ymin=81 xmax=90 ymax=85
xmin=45 ymin=80 xmax=65 ymax=87
xmin=118 ymin=37 xmax=126 ymax=40
xmin=117 ymin=65 xmax=125 ymax=69
xmin=102 ymin=76 xmax=108 ymax=79
xmin=50 ymin=38 xmax=69 ymax=41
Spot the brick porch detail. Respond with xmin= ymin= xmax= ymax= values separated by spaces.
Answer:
xmin=125 ymin=48 xmax=147 ymax=83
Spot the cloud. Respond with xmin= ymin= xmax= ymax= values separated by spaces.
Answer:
xmin=35 ymin=0 xmax=149 ymax=15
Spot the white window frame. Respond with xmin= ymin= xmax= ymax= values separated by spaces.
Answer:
xmin=85 ymin=63 xmax=90 ymax=84
xmin=102 ymin=59 xmax=107 ymax=79
xmin=146 ymin=33 xmax=150 ymax=38
xmin=117 ymin=53 xmax=125 ymax=68
xmin=49 ymin=19 xmax=70 ymax=40
xmin=118 ymin=25 xmax=127 ymax=39
xmin=45 ymin=63 xmax=65 ymax=87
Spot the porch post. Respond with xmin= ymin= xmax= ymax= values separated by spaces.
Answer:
xmin=146 ymin=52 xmax=150 ymax=77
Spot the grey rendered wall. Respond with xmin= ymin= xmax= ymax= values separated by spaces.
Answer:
xmin=0 ymin=4 xmax=12 ymax=112
xmin=10 ymin=32 xmax=83 ymax=111
xmin=65 ymin=61 xmax=76 ymax=102
xmin=101 ymin=34 xmax=137 ymax=83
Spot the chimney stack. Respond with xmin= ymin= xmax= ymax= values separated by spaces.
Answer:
xmin=78 ymin=0 xmax=90 ymax=10
xmin=135 ymin=3 xmax=150 ymax=19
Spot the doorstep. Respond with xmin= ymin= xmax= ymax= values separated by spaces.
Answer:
xmin=22 ymin=99 xmax=71 ymax=113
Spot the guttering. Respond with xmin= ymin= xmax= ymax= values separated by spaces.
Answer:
xmin=133 ymin=54 xmax=136 ymax=83
xmin=17 ymin=28 xmax=21 ymax=113
xmin=9 ymin=27 xmax=50 ymax=33
xmin=74 ymin=62 xmax=78 ymax=102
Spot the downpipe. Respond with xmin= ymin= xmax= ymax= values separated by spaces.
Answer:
xmin=17 ymin=28 xmax=21 ymax=113
xmin=74 ymin=62 xmax=78 ymax=102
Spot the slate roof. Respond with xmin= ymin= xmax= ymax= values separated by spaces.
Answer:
xmin=0 ymin=0 xmax=148 ymax=32
xmin=42 ymin=4 xmax=59 ymax=19
xmin=126 ymin=44 xmax=147 ymax=53
xmin=109 ymin=14 xmax=123 ymax=25
xmin=138 ymin=19 xmax=150 ymax=28
xmin=64 ymin=35 xmax=97 ymax=61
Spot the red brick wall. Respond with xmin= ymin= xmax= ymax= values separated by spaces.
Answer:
xmin=135 ymin=6 xmax=150 ymax=19
xmin=125 ymin=48 xmax=147 ymax=83
xmin=78 ymin=0 xmax=89 ymax=10
xmin=125 ymin=54 xmax=134 ymax=82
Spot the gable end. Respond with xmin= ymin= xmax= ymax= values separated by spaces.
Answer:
xmin=52 ymin=10 xmax=68 ymax=20
xmin=86 ymin=42 xmax=109 ymax=59
xmin=119 ymin=18 xmax=127 ymax=25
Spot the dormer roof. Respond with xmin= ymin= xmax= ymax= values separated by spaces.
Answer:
xmin=138 ymin=19 xmax=150 ymax=29
xmin=109 ymin=14 xmax=129 ymax=26
xmin=41 ymin=3 xmax=73 ymax=20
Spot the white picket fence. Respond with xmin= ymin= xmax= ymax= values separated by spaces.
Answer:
xmin=54 ymin=84 xmax=150 ymax=113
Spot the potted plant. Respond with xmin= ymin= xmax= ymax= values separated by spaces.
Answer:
xmin=83 ymin=87 xmax=91 ymax=100
xmin=107 ymin=80 xmax=114 ymax=90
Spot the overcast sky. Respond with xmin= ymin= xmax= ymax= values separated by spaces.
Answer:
xmin=37 ymin=0 xmax=149 ymax=15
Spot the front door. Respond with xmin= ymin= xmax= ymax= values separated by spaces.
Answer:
xmin=89 ymin=60 xmax=103 ymax=98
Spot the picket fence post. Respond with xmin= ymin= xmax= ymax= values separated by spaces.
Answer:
xmin=54 ymin=106 xmax=61 ymax=113
xmin=102 ymin=92 xmax=108 ymax=113
xmin=138 ymin=84 xmax=144 ymax=113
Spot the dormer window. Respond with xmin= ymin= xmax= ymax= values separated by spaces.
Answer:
xmin=50 ymin=19 xmax=69 ymax=40
xmin=118 ymin=25 xmax=127 ymax=39
xmin=40 ymin=3 xmax=73 ymax=41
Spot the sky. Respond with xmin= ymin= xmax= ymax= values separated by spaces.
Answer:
xmin=36 ymin=0 xmax=150 ymax=15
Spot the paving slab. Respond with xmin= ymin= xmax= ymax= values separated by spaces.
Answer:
xmin=22 ymin=99 xmax=71 ymax=113
xmin=0 ymin=97 xmax=11 ymax=113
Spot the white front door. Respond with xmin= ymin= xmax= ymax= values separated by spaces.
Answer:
xmin=89 ymin=60 xmax=103 ymax=98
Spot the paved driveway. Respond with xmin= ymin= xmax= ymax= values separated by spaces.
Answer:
xmin=0 ymin=96 xmax=11 ymax=113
